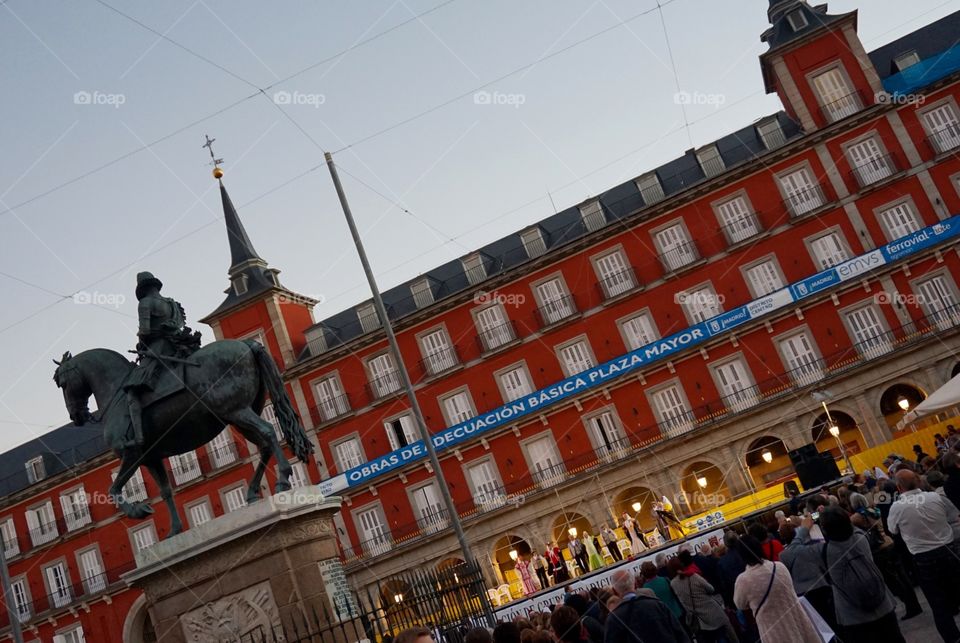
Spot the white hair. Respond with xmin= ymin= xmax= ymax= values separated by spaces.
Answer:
xmin=611 ymin=569 xmax=634 ymax=597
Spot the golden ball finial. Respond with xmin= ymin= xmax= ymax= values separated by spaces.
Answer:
xmin=213 ymin=166 xmax=224 ymax=179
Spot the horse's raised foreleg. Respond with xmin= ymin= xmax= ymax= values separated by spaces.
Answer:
xmin=144 ymin=458 xmax=182 ymax=537
xmin=109 ymin=451 xmax=154 ymax=520
xmin=225 ymin=409 xmax=294 ymax=501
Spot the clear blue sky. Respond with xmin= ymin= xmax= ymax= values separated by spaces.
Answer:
xmin=0 ymin=0 xmax=955 ymax=453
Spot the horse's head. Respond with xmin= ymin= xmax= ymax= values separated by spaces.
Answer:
xmin=53 ymin=351 xmax=93 ymax=426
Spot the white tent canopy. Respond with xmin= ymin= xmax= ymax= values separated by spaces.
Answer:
xmin=898 ymin=372 xmax=960 ymax=429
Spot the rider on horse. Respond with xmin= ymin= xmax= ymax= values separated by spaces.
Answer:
xmin=124 ymin=272 xmax=197 ymax=450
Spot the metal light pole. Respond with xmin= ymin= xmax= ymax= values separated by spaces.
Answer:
xmin=822 ymin=401 xmax=854 ymax=475
xmin=0 ymin=546 xmax=24 ymax=643
xmin=324 ymin=152 xmax=495 ymax=626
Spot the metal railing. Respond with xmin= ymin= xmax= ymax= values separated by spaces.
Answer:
xmin=927 ymin=122 xmax=960 ymax=155
xmin=313 ymin=392 xmax=353 ymax=424
xmin=366 ymin=371 xmax=403 ymax=401
xmin=596 ymin=267 xmax=640 ymax=300
xmin=718 ymin=211 xmax=764 ymax=246
xmin=475 ymin=320 xmax=519 ymax=354
xmin=849 ymin=152 xmax=898 ymax=188
xmin=819 ymin=89 xmax=864 ymax=124
xmin=657 ymin=240 xmax=701 ymax=274
xmin=418 ymin=346 xmax=461 ymax=378
xmin=783 ymin=183 xmax=828 ymax=218
xmin=534 ymin=294 xmax=578 ymax=328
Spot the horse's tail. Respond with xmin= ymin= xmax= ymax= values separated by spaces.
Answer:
xmin=246 ymin=340 xmax=314 ymax=462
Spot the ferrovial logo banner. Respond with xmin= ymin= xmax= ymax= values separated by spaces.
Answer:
xmin=324 ymin=214 xmax=960 ymax=493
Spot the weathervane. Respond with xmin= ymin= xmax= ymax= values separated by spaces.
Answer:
xmin=203 ymin=134 xmax=224 ymax=179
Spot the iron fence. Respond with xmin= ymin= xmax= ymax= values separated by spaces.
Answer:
xmin=237 ymin=560 xmax=492 ymax=643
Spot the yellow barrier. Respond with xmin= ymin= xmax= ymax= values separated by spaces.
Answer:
xmin=681 ymin=417 xmax=958 ymax=531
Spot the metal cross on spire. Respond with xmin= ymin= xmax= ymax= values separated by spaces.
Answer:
xmin=203 ymin=134 xmax=225 ymax=179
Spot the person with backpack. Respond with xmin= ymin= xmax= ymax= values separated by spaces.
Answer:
xmin=888 ymin=469 xmax=960 ymax=642
xmin=818 ymin=507 xmax=904 ymax=642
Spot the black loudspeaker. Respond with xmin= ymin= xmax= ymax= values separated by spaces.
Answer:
xmin=795 ymin=453 xmax=842 ymax=489
xmin=788 ymin=443 xmax=819 ymax=466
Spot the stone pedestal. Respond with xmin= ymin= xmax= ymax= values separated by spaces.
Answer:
xmin=124 ymin=486 xmax=358 ymax=642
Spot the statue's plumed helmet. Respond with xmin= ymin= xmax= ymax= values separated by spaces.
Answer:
xmin=135 ymin=272 xmax=163 ymax=300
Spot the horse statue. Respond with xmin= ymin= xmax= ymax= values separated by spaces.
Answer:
xmin=53 ymin=339 xmax=313 ymax=536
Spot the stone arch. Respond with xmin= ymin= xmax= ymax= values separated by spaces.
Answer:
xmin=437 ymin=556 xmax=465 ymax=572
xmin=611 ymin=486 xmax=659 ymax=532
xmin=123 ymin=593 xmax=157 ymax=643
xmin=491 ymin=534 xmax=533 ymax=582
xmin=550 ymin=511 xmax=594 ymax=548
xmin=878 ymin=382 xmax=927 ymax=428
xmin=743 ymin=435 xmax=791 ymax=489
xmin=952 ymin=362 xmax=960 ymax=379
xmin=679 ymin=461 xmax=731 ymax=514
xmin=379 ymin=578 xmax=418 ymax=627
xmin=811 ymin=410 xmax=865 ymax=458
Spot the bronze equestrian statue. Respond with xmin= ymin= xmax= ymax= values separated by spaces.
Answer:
xmin=53 ymin=273 xmax=313 ymax=537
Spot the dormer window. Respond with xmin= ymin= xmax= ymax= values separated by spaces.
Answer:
xmin=462 ymin=254 xmax=486 ymax=286
xmin=232 ymin=274 xmax=249 ymax=296
xmin=637 ymin=172 xmax=665 ymax=205
xmin=757 ymin=118 xmax=786 ymax=150
xmin=25 ymin=456 xmax=45 ymax=483
xmin=696 ymin=145 xmax=725 ymax=178
xmin=894 ymin=51 xmax=921 ymax=72
xmin=305 ymin=328 xmax=328 ymax=355
xmin=357 ymin=303 xmax=381 ymax=333
xmin=265 ymin=270 xmax=279 ymax=286
xmin=520 ymin=228 xmax=547 ymax=258
xmin=410 ymin=278 xmax=434 ymax=309
xmin=786 ymin=9 xmax=808 ymax=31
xmin=579 ymin=201 xmax=606 ymax=232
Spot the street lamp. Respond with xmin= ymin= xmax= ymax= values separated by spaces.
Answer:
xmin=827 ymin=423 xmax=854 ymax=475
xmin=898 ymin=396 xmax=911 ymax=411
xmin=568 ymin=527 xmax=578 ymax=538
xmin=631 ymin=501 xmax=642 ymax=513
xmin=761 ymin=450 xmax=773 ymax=464
xmin=508 ymin=549 xmax=518 ymax=562
xmin=697 ymin=476 xmax=708 ymax=488
xmin=394 ymin=593 xmax=403 ymax=604
xmin=828 ymin=424 xmax=840 ymax=438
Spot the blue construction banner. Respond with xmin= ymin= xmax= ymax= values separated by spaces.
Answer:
xmin=319 ymin=215 xmax=960 ymax=495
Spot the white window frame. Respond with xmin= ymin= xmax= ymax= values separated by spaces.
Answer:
xmin=76 ymin=545 xmax=106 ymax=594
xmin=312 ymin=373 xmax=350 ymax=422
xmin=59 ymin=485 xmax=91 ymax=531
xmin=352 ymin=502 xmax=392 ymax=556
xmin=208 ymin=430 xmax=237 ymax=468
xmin=757 ymin=117 xmax=786 ymax=149
xmin=410 ymin=278 xmax=434 ymax=309
xmin=463 ymin=457 xmax=505 ymax=510
xmin=521 ymin=432 xmax=565 ymax=487
xmin=636 ymin=172 xmax=665 ymax=205
xmin=169 ymin=450 xmax=202 ymax=485
xmin=25 ymin=456 xmax=45 ymax=483
xmin=42 ymin=559 xmax=72 ymax=609
xmin=592 ymin=246 xmax=636 ymax=299
xmin=417 ymin=326 xmax=458 ymax=376
xmin=647 ymin=381 xmax=694 ymax=438
xmin=775 ymin=327 xmax=824 ymax=386
xmin=777 ymin=162 xmax=826 ymax=216
xmin=520 ymin=227 xmax=547 ymax=258
xmin=54 ymin=624 xmax=86 ymax=643
xmin=331 ymin=435 xmax=365 ymax=473
xmin=462 ymin=253 xmax=487 ymax=285
xmin=495 ymin=362 xmax=535 ymax=403
xmin=786 ymin=8 xmax=808 ymax=31
xmin=366 ymin=352 xmax=401 ymax=398
xmin=532 ymin=273 xmax=575 ymax=326
xmin=841 ymin=302 xmax=893 ymax=360
xmin=894 ymin=50 xmax=920 ymax=71
xmin=356 ymin=302 xmax=380 ymax=333
xmin=0 ymin=518 xmax=19 ymax=558
xmin=473 ymin=303 xmax=515 ymax=352
xmin=919 ymin=97 xmax=960 ymax=154
xmin=555 ymin=336 xmax=596 ymax=377
xmin=709 ymin=354 xmax=759 ymax=412
xmin=679 ymin=282 xmax=723 ymax=324
xmin=26 ymin=500 xmax=58 ymax=547
xmin=10 ymin=574 xmax=30 ymax=622
xmin=653 ymin=219 xmax=698 ymax=272
xmin=805 ymin=227 xmax=851 ymax=270
xmin=185 ymin=497 xmax=214 ymax=528
xmin=617 ymin=309 xmax=660 ymax=351
xmin=383 ymin=413 xmax=418 ymax=451
xmin=129 ymin=522 xmax=157 ymax=553
xmin=221 ymin=485 xmax=248 ymax=513
xmin=712 ymin=191 xmax=760 ymax=245
xmin=740 ymin=256 xmax=786 ymax=299
xmin=844 ymin=133 xmax=894 ymax=187
xmin=579 ymin=200 xmax=606 ymax=232
xmin=875 ymin=197 xmax=921 ymax=241
xmin=696 ymin=144 xmax=725 ymax=177
xmin=439 ymin=388 xmax=475 ymax=426
xmin=809 ymin=63 xmax=860 ymax=123
xmin=913 ymin=271 xmax=960 ymax=331
xmin=408 ymin=480 xmax=448 ymax=533
xmin=582 ymin=408 xmax=630 ymax=459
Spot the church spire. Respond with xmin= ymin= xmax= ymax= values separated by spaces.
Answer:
xmin=219 ymin=179 xmax=267 ymax=275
